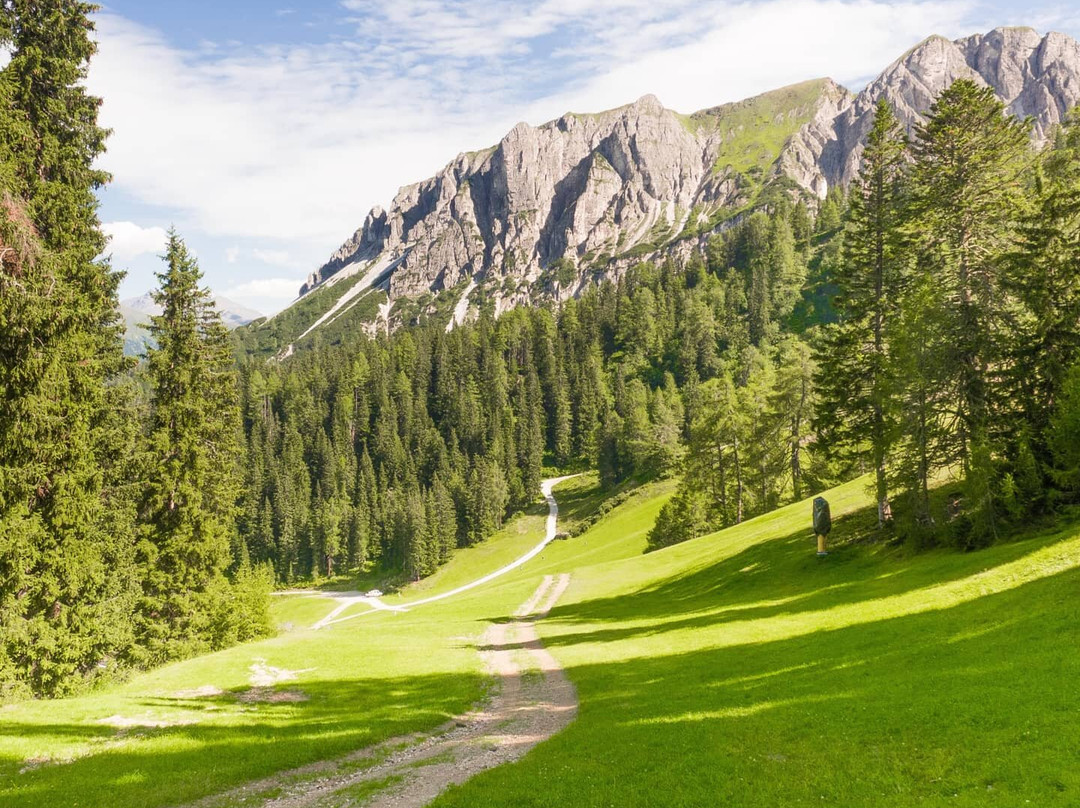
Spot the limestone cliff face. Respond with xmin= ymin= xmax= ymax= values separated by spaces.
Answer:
xmin=301 ymin=96 xmax=724 ymax=299
xmin=294 ymin=27 xmax=1080 ymax=334
xmin=814 ymin=27 xmax=1080 ymax=188
xmin=300 ymin=81 xmax=845 ymax=309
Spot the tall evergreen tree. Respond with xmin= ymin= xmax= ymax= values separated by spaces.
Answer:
xmin=774 ymin=337 xmax=816 ymax=502
xmin=908 ymin=79 xmax=1030 ymax=542
xmin=816 ymin=98 xmax=908 ymax=526
xmin=0 ymin=1 xmax=138 ymax=697
xmin=1007 ymin=112 xmax=1080 ymax=448
xmin=135 ymin=231 xmax=258 ymax=664
xmin=889 ymin=273 xmax=950 ymax=530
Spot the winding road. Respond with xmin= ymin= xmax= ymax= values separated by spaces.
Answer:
xmin=195 ymin=476 xmax=580 ymax=808
xmin=308 ymin=475 xmax=579 ymax=630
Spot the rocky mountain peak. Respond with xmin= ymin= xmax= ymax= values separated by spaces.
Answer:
xmin=817 ymin=27 xmax=1080 ymax=187
xmin=629 ymin=94 xmax=666 ymax=114
xmin=273 ymin=28 xmax=1080 ymax=350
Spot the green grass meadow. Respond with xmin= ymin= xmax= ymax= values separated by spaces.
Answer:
xmin=2 ymin=474 xmax=1078 ymax=807
xmin=433 ymin=478 xmax=1080 ymax=807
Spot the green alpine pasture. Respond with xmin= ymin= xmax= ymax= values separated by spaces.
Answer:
xmin=3 ymin=474 xmax=1079 ymax=807
xmin=435 ymin=477 xmax=1080 ymax=807
xmin=681 ymin=78 xmax=834 ymax=176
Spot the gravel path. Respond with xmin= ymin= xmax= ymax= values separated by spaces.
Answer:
xmin=190 ymin=574 xmax=576 ymax=808
xmin=188 ymin=480 xmax=580 ymax=808
xmin=316 ymin=475 xmax=578 ymax=629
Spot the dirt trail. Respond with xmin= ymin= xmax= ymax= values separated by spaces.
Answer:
xmin=192 ymin=574 xmax=576 ymax=808
xmin=316 ymin=475 xmax=578 ymax=629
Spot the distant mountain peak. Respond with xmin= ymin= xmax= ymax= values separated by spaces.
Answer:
xmin=119 ymin=293 xmax=263 ymax=356
xmin=819 ymin=27 xmax=1080 ymax=187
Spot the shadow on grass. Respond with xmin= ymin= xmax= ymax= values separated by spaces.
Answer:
xmin=553 ymin=474 xmax=651 ymax=533
xmin=8 ymin=500 xmax=1079 ymax=808
xmin=0 ymin=669 xmax=485 ymax=808
xmin=533 ymin=502 xmax=1073 ymax=650
xmin=433 ymin=564 xmax=1080 ymax=807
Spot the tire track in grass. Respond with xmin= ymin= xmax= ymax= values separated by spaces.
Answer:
xmin=189 ymin=479 xmax=581 ymax=808
xmin=190 ymin=574 xmax=576 ymax=808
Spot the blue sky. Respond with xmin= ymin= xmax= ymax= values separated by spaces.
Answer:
xmin=89 ymin=1 xmax=1080 ymax=314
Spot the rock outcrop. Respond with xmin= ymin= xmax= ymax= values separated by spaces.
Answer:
xmin=289 ymin=27 xmax=1080 ymax=336
xmin=300 ymin=80 xmax=845 ymax=307
xmin=816 ymin=27 xmax=1080 ymax=187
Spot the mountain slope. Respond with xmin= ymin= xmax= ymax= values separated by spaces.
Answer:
xmin=301 ymin=81 xmax=847 ymax=303
xmin=248 ymin=27 xmax=1080 ymax=353
xmin=120 ymin=293 xmax=262 ymax=355
xmin=815 ymin=27 xmax=1080 ymax=188
xmin=244 ymin=80 xmax=850 ymax=355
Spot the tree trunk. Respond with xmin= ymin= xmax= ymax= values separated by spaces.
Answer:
xmin=733 ymin=436 xmax=744 ymax=524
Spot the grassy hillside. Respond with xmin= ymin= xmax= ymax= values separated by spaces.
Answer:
xmin=0 ymin=600 xmax=484 ymax=807
xmin=2 ymin=473 xmax=1078 ymax=807
xmin=0 ymin=475 xmax=668 ymax=807
xmin=433 ymin=479 xmax=1080 ymax=807
xmin=683 ymin=79 xmax=833 ymax=177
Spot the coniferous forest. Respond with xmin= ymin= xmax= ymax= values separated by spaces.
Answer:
xmin=0 ymin=4 xmax=270 ymax=699
xmin=2 ymin=2 xmax=1080 ymax=702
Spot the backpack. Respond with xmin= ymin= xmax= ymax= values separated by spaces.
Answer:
xmin=813 ymin=497 xmax=832 ymax=535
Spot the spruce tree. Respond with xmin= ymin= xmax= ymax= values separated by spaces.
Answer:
xmin=889 ymin=273 xmax=950 ymax=531
xmin=908 ymin=79 xmax=1029 ymax=542
xmin=1007 ymin=112 xmax=1080 ymax=450
xmin=136 ymin=231 xmax=257 ymax=664
xmin=1048 ymin=361 xmax=1080 ymax=500
xmin=685 ymin=374 xmax=745 ymax=525
xmin=0 ymin=1 xmax=138 ymax=697
xmin=773 ymin=337 xmax=816 ymax=502
xmin=816 ymin=98 xmax=908 ymax=526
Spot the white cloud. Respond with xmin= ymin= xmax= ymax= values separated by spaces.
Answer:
xmin=101 ymin=221 xmax=168 ymax=261
xmin=221 ymin=277 xmax=302 ymax=314
xmin=525 ymin=0 xmax=977 ymax=117
xmin=341 ymin=0 xmax=702 ymax=61
xmin=89 ymin=13 xmax=498 ymax=250
xmin=223 ymin=245 xmax=299 ymax=267
xmin=252 ymin=248 xmax=298 ymax=268
xmin=224 ymin=277 xmax=301 ymax=299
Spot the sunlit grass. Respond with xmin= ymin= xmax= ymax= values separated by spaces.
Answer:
xmin=432 ymin=480 xmax=1080 ymax=807
xmin=4 ymin=471 xmax=1079 ymax=807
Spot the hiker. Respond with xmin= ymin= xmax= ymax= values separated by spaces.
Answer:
xmin=812 ymin=496 xmax=831 ymax=557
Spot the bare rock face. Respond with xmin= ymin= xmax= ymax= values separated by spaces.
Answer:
xmin=818 ymin=27 xmax=1080 ymax=188
xmin=299 ymin=81 xmax=846 ymax=315
xmin=290 ymin=27 xmax=1080 ymax=337
xmin=777 ymin=79 xmax=856 ymax=198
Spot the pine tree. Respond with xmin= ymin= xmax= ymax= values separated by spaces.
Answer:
xmin=889 ymin=272 xmax=950 ymax=532
xmin=1048 ymin=361 xmax=1080 ymax=500
xmin=136 ymin=231 xmax=262 ymax=664
xmin=1006 ymin=112 xmax=1080 ymax=452
xmin=649 ymin=374 xmax=684 ymax=476
xmin=773 ymin=337 xmax=816 ymax=502
xmin=816 ymin=98 xmax=908 ymax=525
xmin=647 ymin=487 xmax=708 ymax=550
xmin=765 ymin=213 xmax=803 ymax=326
xmin=685 ymin=374 xmax=745 ymax=525
xmin=0 ymin=1 xmax=138 ymax=697
xmin=742 ymin=351 xmax=784 ymax=514
xmin=908 ymin=79 xmax=1029 ymax=542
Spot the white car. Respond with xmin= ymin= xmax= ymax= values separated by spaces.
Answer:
xmin=365 ymin=589 xmax=383 ymax=598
